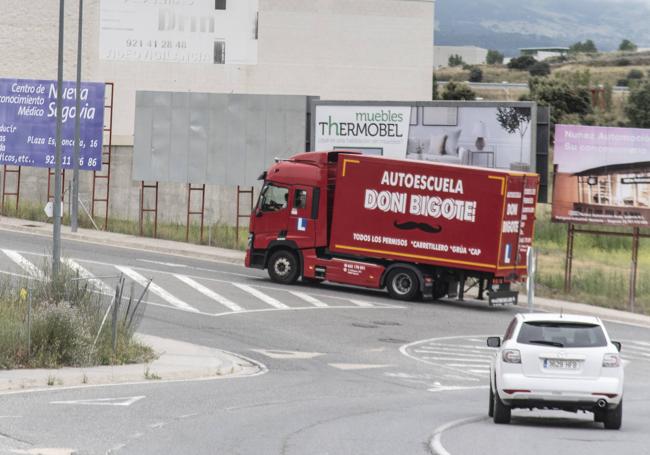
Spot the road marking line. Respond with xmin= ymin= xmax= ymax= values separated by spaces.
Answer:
xmin=50 ymin=396 xmax=145 ymax=407
xmin=467 ymin=369 xmax=489 ymax=374
xmin=329 ymin=363 xmax=393 ymax=370
xmin=174 ymin=274 xmax=243 ymax=312
xmin=421 ymin=357 xmax=489 ymax=363
xmin=428 ymin=385 xmax=489 ymax=393
xmin=1 ymin=249 xmax=43 ymax=279
xmin=430 ymin=416 xmax=487 ymax=455
xmin=63 ymin=258 xmax=115 ymax=295
xmin=251 ymin=349 xmax=324 ymax=359
xmin=232 ymin=284 xmax=289 ymax=309
xmin=349 ymin=299 xmax=375 ymax=308
xmin=289 ymin=291 xmax=329 ymax=307
xmin=115 ymin=266 xmax=199 ymax=313
xmin=414 ymin=349 xmax=491 ymax=357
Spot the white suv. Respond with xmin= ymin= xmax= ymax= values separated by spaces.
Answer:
xmin=487 ymin=313 xmax=624 ymax=429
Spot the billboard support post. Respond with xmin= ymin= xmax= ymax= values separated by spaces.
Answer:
xmin=72 ymin=0 xmax=84 ymax=233
xmin=52 ymin=0 xmax=65 ymax=278
xmin=629 ymin=227 xmax=640 ymax=313
xmin=563 ymin=223 xmax=575 ymax=293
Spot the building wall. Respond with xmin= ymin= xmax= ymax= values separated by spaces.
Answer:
xmin=434 ymin=45 xmax=487 ymax=68
xmin=0 ymin=0 xmax=434 ymax=226
xmin=0 ymin=0 xmax=434 ymax=142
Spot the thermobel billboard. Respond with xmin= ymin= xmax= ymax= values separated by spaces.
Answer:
xmin=552 ymin=124 xmax=650 ymax=227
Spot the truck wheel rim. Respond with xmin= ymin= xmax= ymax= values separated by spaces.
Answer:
xmin=274 ymin=257 xmax=291 ymax=276
xmin=393 ymin=273 xmax=413 ymax=295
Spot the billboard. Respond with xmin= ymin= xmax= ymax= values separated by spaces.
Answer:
xmin=100 ymin=0 xmax=259 ymax=65
xmin=133 ymin=92 xmax=308 ymax=186
xmin=0 ymin=78 xmax=105 ymax=171
xmin=552 ymin=124 xmax=650 ymax=227
xmin=312 ymin=101 xmax=536 ymax=173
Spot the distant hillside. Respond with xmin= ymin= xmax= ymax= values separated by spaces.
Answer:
xmin=435 ymin=0 xmax=650 ymax=56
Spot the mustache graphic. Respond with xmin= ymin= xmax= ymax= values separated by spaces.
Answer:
xmin=393 ymin=221 xmax=442 ymax=234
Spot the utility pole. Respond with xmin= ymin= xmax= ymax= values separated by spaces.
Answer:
xmin=53 ymin=0 xmax=65 ymax=277
xmin=72 ymin=0 xmax=83 ymax=232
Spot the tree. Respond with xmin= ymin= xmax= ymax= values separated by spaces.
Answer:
xmin=469 ymin=67 xmax=483 ymax=83
xmin=496 ymin=107 xmax=532 ymax=163
xmin=441 ymin=81 xmax=476 ymax=100
xmin=625 ymin=81 xmax=650 ymax=128
xmin=627 ymin=69 xmax=644 ymax=80
xmin=507 ymin=55 xmax=536 ymax=70
xmin=619 ymin=39 xmax=638 ymax=52
xmin=432 ymin=74 xmax=439 ymax=100
xmin=526 ymin=77 xmax=592 ymax=131
xmin=448 ymin=54 xmax=464 ymax=67
xmin=569 ymin=40 xmax=598 ymax=53
xmin=486 ymin=49 xmax=504 ymax=65
xmin=529 ymin=61 xmax=551 ymax=77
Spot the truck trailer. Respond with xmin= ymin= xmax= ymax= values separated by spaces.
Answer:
xmin=245 ymin=151 xmax=539 ymax=303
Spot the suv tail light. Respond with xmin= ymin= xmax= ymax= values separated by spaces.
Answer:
xmin=602 ymin=353 xmax=620 ymax=368
xmin=502 ymin=349 xmax=521 ymax=364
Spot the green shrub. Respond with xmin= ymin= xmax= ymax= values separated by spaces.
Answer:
xmin=529 ymin=61 xmax=551 ymax=77
xmin=508 ymin=55 xmax=536 ymax=70
xmin=468 ymin=67 xmax=483 ymax=82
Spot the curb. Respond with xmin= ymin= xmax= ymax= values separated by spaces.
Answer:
xmin=0 ymin=334 xmax=264 ymax=394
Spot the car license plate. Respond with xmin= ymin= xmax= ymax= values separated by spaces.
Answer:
xmin=544 ymin=359 xmax=579 ymax=369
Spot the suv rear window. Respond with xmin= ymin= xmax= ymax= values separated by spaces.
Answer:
xmin=517 ymin=322 xmax=607 ymax=348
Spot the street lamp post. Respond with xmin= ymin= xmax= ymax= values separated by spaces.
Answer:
xmin=72 ymin=0 xmax=84 ymax=233
xmin=53 ymin=0 xmax=65 ymax=277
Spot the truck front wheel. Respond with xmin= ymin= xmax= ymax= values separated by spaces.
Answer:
xmin=268 ymin=250 xmax=300 ymax=284
xmin=386 ymin=269 xmax=420 ymax=301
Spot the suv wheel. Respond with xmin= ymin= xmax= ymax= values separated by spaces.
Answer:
xmin=493 ymin=390 xmax=511 ymax=424
xmin=268 ymin=250 xmax=299 ymax=284
xmin=603 ymin=400 xmax=622 ymax=430
xmin=488 ymin=383 xmax=495 ymax=417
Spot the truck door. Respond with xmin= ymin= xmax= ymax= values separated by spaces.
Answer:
xmin=251 ymin=182 xmax=290 ymax=249
xmin=287 ymin=186 xmax=318 ymax=248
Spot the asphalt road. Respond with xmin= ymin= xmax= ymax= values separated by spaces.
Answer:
xmin=0 ymin=230 xmax=648 ymax=455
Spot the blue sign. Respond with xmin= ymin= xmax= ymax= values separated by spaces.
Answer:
xmin=0 ymin=78 xmax=105 ymax=170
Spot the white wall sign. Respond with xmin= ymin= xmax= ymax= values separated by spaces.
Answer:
xmin=314 ymin=105 xmax=412 ymax=159
xmin=99 ymin=0 xmax=259 ymax=65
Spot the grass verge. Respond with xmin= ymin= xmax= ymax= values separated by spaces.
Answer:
xmin=0 ymin=263 xmax=155 ymax=369
xmin=534 ymin=204 xmax=650 ymax=314
xmin=1 ymin=201 xmax=249 ymax=251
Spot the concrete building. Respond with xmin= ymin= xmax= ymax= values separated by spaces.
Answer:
xmin=520 ymin=47 xmax=569 ymax=61
xmin=433 ymin=45 xmax=487 ymax=68
xmin=0 ymin=0 xmax=434 ymax=227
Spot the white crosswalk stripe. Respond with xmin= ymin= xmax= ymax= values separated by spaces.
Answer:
xmin=232 ymin=283 xmax=289 ymax=309
xmin=289 ymin=291 xmax=329 ymax=308
xmin=174 ymin=274 xmax=243 ymax=312
xmin=1 ymin=249 xmax=44 ymax=280
xmin=64 ymin=258 xmax=115 ymax=295
xmin=115 ymin=266 xmax=199 ymax=313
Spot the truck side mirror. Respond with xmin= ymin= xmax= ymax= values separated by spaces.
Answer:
xmin=487 ymin=336 xmax=501 ymax=348
xmin=612 ymin=341 xmax=621 ymax=352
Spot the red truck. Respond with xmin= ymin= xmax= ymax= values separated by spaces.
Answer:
xmin=245 ymin=151 xmax=539 ymax=303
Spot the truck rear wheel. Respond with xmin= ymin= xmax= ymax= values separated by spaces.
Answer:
xmin=386 ymin=268 xmax=419 ymax=301
xmin=268 ymin=250 xmax=299 ymax=284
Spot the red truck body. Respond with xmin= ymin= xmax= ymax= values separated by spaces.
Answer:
xmin=246 ymin=151 xmax=539 ymax=303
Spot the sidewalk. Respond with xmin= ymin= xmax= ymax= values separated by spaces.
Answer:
xmin=0 ymin=215 xmax=245 ymax=264
xmin=0 ymin=334 xmax=262 ymax=393
xmin=531 ymin=296 xmax=650 ymax=328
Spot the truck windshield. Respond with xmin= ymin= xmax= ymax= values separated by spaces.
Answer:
xmin=517 ymin=322 xmax=607 ymax=348
xmin=259 ymin=183 xmax=289 ymax=212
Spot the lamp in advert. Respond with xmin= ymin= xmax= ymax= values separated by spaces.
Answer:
xmin=472 ymin=121 xmax=489 ymax=151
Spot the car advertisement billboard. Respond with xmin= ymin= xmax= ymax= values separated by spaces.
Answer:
xmin=312 ymin=101 xmax=536 ymax=173
xmin=0 ymin=78 xmax=105 ymax=171
xmin=552 ymin=124 xmax=650 ymax=227
xmin=99 ymin=0 xmax=259 ymax=65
